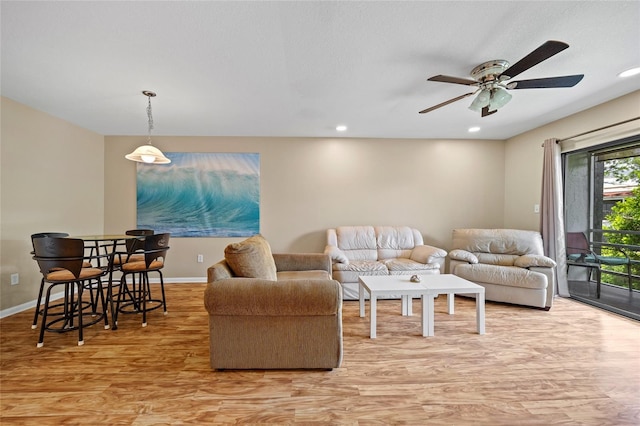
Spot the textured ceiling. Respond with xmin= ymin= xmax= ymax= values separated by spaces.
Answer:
xmin=1 ymin=1 xmax=639 ymax=140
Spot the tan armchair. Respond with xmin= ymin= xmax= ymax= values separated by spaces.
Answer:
xmin=204 ymin=235 xmax=343 ymax=370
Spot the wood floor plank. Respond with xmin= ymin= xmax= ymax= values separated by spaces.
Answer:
xmin=1 ymin=283 xmax=639 ymax=425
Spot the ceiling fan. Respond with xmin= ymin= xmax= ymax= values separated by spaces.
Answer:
xmin=419 ymin=40 xmax=584 ymax=117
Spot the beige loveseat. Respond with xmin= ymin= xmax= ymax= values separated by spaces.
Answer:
xmin=205 ymin=235 xmax=343 ymax=370
xmin=448 ymin=228 xmax=557 ymax=309
xmin=325 ymin=226 xmax=447 ymax=299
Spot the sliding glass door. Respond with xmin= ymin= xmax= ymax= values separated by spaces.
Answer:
xmin=563 ymin=137 xmax=640 ymax=319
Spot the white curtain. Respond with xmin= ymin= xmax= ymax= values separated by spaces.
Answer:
xmin=540 ymin=138 xmax=569 ymax=297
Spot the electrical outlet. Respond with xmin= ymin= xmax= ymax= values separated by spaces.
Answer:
xmin=11 ymin=273 xmax=19 ymax=285
xmin=197 ymin=254 xmax=204 ymax=263
xmin=534 ymin=204 xmax=540 ymax=213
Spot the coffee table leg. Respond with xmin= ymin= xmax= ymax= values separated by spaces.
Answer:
xmin=359 ymin=283 xmax=365 ymax=317
xmin=402 ymin=295 xmax=413 ymax=316
xmin=447 ymin=293 xmax=455 ymax=314
xmin=370 ymin=295 xmax=377 ymax=339
xmin=476 ymin=291 xmax=485 ymax=335
xmin=422 ymin=294 xmax=435 ymax=337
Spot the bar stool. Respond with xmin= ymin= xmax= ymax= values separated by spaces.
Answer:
xmin=30 ymin=232 xmax=69 ymax=330
xmin=114 ymin=233 xmax=170 ymax=328
xmin=32 ymin=237 xmax=109 ymax=347
xmin=31 ymin=233 xmax=104 ymax=330
xmin=111 ymin=229 xmax=154 ymax=268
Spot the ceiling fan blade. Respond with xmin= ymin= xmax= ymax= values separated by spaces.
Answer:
xmin=500 ymin=40 xmax=570 ymax=79
xmin=507 ymin=74 xmax=584 ymax=89
xmin=428 ymin=75 xmax=478 ymax=86
xmin=418 ymin=92 xmax=475 ymax=114
xmin=481 ymin=106 xmax=497 ymax=117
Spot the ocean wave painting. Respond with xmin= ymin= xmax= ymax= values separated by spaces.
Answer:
xmin=136 ymin=152 xmax=260 ymax=237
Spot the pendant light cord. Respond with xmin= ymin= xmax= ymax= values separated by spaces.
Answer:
xmin=147 ymin=96 xmax=154 ymax=145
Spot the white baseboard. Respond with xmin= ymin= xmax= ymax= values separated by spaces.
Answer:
xmin=163 ymin=277 xmax=207 ymax=284
xmin=0 ymin=277 xmax=207 ymax=319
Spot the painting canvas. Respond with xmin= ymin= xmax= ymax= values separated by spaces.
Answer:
xmin=136 ymin=152 xmax=260 ymax=237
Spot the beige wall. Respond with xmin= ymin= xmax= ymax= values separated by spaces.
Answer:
xmin=503 ymin=90 xmax=640 ymax=231
xmin=105 ymin=136 xmax=506 ymax=280
xmin=3 ymin=90 xmax=637 ymax=314
xmin=0 ymin=97 xmax=105 ymax=312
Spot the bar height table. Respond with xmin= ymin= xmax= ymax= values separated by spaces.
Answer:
xmin=71 ymin=234 xmax=141 ymax=330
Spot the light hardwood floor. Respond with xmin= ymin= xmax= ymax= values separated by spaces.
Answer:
xmin=1 ymin=283 xmax=639 ymax=425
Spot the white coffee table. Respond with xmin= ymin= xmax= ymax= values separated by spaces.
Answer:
xmin=358 ymin=274 xmax=485 ymax=338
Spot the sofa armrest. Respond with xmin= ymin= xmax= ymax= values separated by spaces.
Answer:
xmin=204 ymin=278 xmax=342 ymax=316
xmin=448 ymin=259 xmax=467 ymax=275
xmin=208 ymin=254 xmax=331 ymax=283
xmin=514 ymin=254 xmax=557 ymax=268
xmin=410 ymin=244 xmax=447 ymax=264
xmin=530 ymin=266 xmax=556 ymax=308
xmin=324 ymin=245 xmax=349 ymax=264
xmin=448 ymin=249 xmax=479 ymax=264
xmin=273 ymin=253 xmax=331 ymax=274
xmin=207 ymin=259 xmax=234 ymax=282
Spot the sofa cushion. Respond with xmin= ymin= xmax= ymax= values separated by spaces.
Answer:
xmin=375 ymin=226 xmax=421 ymax=259
xmin=336 ymin=226 xmax=376 ymax=250
xmin=455 ymin=263 xmax=547 ymax=290
xmin=476 ymin=253 xmax=519 ymax=266
xmin=224 ymin=234 xmax=278 ymax=281
xmin=514 ymin=254 xmax=557 ymax=268
xmin=277 ymin=270 xmax=332 ymax=281
xmin=332 ymin=259 xmax=388 ymax=273
xmin=332 ymin=269 xmax=389 ymax=286
xmin=452 ymin=228 xmax=544 ymax=255
xmin=382 ymin=258 xmax=441 ymax=272
xmin=335 ymin=226 xmax=378 ymax=261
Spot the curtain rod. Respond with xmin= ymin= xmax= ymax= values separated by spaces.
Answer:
xmin=556 ymin=116 xmax=640 ymax=142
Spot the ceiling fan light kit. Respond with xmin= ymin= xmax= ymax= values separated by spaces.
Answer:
xmin=468 ymin=89 xmax=491 ymax=112
xmin=420 ymin=40 xmax=584 ymax=117
xmin=489 ymin=87 xmax=512 ymax=110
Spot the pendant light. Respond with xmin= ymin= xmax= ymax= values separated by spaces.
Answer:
xmin=125 ymin=91 xmax=171 ymax=164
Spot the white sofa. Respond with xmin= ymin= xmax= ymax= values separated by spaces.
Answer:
xmin=448 ymin=228 xmax=557 ymax=309
xmin=325 ymin=226 xmax=447 ymax=300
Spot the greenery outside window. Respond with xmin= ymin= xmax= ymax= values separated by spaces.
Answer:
xmin=564 ymin=138 xmax=640 ymax=294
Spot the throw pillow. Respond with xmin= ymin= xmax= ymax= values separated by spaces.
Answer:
xmin=224 ymin=234 xmax=278 ymax=280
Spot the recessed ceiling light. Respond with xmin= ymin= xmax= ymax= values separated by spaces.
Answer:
xmin=336 ymin=125 xmax=347 ymax=132
xmin=618 ymin=67 xmax=640 ymax=78
xmin=468 ymin=126 xmax=481 ymax=133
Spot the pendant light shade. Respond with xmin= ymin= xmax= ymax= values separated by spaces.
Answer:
xmin=125 ymin=144 xmax=171 ymax=164
xmin=125 ymin=91 xmax=171 ymax=164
